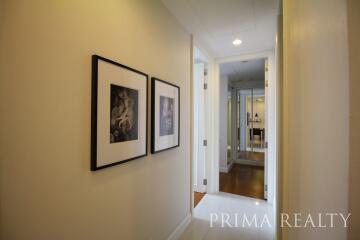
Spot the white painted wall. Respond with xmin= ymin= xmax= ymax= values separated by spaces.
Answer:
xmin=282 ymin=0 xmax=349 ymax=239
xmin=239 ymin=91 xmax=247 ymax=151
xmin=192 ymin=62 xmax=206 ymax=193
xmin=266 ymin=52 xmax=277 ymax=205
xmin=219 ymin=76 xmax=229 ymax=172
xmin=0 ymin=1 xmax=191 ymax=239
xmin=230 ymin=88 xmax=238 ymax=164
xmin=193 ymin=41 xmax=218 ymax=194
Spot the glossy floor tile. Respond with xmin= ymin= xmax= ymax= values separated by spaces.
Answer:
xmin=180 ymin=193 xmax=275 ymax=240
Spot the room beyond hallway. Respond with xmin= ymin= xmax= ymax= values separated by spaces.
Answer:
xmin=220 ymin=164 xmax=264 ymax=200
xmin=194 ymin=192 xmax=206 ymax=208
xmin=181 ymin=193 xmax=274 ymax=240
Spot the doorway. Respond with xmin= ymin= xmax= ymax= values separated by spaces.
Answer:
xmin=192 ymin=46 xmax=210 ymax=208
xmin=211 ymin=50 xmax=277 ymax=204
xmin=186 ymin=50 xmax=278 ymax=240
xmin=238 ymin=88 xmax=266 ymax=162
xmin=218 ymin=58 xmax=267 ymax=200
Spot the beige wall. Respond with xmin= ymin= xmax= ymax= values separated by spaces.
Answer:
xmin=219 ymin=76 xmax=228 ymax=171
xmin=282 ymin=0 xmax=349 ymax=239
xmin=0 ymin=0 xmax=191 ymax=239
xmin=347 ymin=0 xmax=360 ymax=239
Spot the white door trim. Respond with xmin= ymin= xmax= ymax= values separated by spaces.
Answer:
xmin=191 ymin=41 xmax=215 ymax=213
xmin=210 ymin=50 xmax=278 ymax=204
xmin=193 ymin=62 xmax=207 ymax=194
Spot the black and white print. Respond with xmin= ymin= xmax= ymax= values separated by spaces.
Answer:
xmin=91 ymin=55 xmax=148 ymax=171
xmin=159 ymin=96 xmax=174 ymax=136
xmin=110 ymin=84 xmax=138 ymax=143
xmin=151 ymin=77 xmax=180 ymax=153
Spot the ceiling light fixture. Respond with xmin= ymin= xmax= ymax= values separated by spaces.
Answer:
xmin=232 ymin=39 xmax=242 ymax=46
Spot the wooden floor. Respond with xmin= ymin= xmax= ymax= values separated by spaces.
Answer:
xmin=238 ymin=151 xmax=264 ymax=161
xmin=249 ymin=139 xmax=265 ymax=148
xmin=219 ymin=164 xmax=264 ymax=199
xmin=194 ymin=192 xmax=206 ymax=207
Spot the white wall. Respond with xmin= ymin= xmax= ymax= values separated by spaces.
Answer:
xmin=219 ymin=76 xmax=228 ymax=172
xmin=0 ymin=0 xmax=191 ymax=239
xmin=265 ymin=52 xmax=277 ymax=205
xmin=282 ymin=0 xmax=349 ymax=239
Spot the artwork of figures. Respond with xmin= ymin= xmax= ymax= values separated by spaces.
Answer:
xmin=91 ymin=55 xmax=148 ymax=171
xmin=151 ymin=77 xmax=180 ymax=153
xmin=159 ymin=96 xmax=174 ymax=136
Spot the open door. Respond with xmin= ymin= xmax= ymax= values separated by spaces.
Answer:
xmin=264 ymin=59 xmax=269 ymax=200
xmin=193 ymin=62 xmax=207 ymax=193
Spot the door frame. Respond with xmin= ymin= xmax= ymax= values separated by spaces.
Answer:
xmin=190 ymin=47 xmax=279 ymax=216
xmin=192 ymin=62 xmax=207 ymax=193
xmin=190 ymin=42 xmax=214 ymax=212
xmin=236 ymin=88 xmax=266 ymax=155
xmin=209 ymin=50 xmax=278 ymax=205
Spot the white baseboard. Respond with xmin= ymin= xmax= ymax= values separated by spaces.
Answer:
xmin=219 ymin=166 xmax=228 ymax=173
xmin=219 ymin=161 xmax=234 ymax=173
xmin=193 ymin=184 xmax=206 ymax=193
xmin=227 ymin=161 xmax=234 ymax=172
xmin=167 ymin=213 xmax=191 ymax=240
xmin=246 ymin=147 xmax=265 ymax=153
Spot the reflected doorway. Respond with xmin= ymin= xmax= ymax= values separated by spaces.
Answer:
xmin=238 ymin=88 xmax=265 ymax=163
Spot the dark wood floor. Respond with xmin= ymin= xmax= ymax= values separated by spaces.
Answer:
xmin=238 ymin=151 xmax=264 ymax=161
xmin=220 ymin=164 xmax=264 ymax=199
xmin=194 ymin=192 xmax=205 ymax=207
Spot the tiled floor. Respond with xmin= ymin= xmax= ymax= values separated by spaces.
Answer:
xmin=181 ymin=193 xmax=275 ymax=240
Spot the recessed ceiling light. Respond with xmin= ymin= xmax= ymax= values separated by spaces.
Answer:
xmin=232 ymin=39 xmax=242 ymax=46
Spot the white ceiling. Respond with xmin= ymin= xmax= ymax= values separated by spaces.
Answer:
xmin=220 ymin=58 xmax=265 ymax=83
xmin=162 ymin=0 xmax=279 ymax=58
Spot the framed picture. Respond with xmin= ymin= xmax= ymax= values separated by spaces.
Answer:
xmin=151 ymin=77 xmax=180 ymax=153
xmin=91 ymin=55 xmax=148 ymax=171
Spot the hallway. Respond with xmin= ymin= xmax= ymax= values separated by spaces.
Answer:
xmin=181 ymin=193 xmax=274 ymax=240
xmin=1 ymin=0 xmax=358 ymax=239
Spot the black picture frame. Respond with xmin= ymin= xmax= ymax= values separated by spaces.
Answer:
xmin=91 ymin=55 xmax=148 ymax=171
xmin=151 ymin=77 xmax=180 ymax=154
